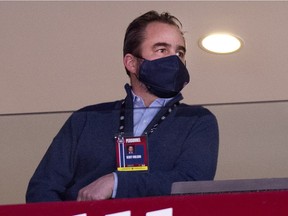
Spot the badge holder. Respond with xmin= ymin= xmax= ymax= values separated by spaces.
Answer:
xmin=115 ymin=133 xmax=149 ymax=171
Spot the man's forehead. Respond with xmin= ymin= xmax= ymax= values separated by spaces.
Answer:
xmin=145 ymin=22 xmax=182 ymax=35
xmin=144 ymin=23 xmax=185 ymax=44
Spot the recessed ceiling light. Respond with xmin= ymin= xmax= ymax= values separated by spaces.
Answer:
xmin=199 ymin=33 xmax=243 ymax=54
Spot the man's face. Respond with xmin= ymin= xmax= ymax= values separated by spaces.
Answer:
xmin=128 ymin=146 xmax=134 ymax=153
xmin=139 ymin=22 xmax=186 ymax=64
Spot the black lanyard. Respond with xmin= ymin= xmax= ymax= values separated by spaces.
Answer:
xmin=118 ymin=99 xmax=179 ymax=136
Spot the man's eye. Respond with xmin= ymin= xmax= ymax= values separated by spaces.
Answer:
xmin=176 ymin=51 xmax=185 ymax=58
xmin=156 ymin=48 xmax=166 ymax=53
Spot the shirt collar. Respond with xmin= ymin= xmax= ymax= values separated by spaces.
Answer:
xmin=131 ymin=89 xmax=173 ymax=108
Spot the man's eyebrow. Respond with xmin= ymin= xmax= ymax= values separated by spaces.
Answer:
xmin=152 ymin=42 xmax=171 ymax=49
xmin=152 ymin=42 xmax=186 ymax=53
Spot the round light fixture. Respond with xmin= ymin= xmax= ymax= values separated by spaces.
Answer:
xmin=199 ymin=33 xmax=243 ymax=54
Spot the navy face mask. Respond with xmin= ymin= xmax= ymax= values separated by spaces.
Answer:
xmin=138 ymin=55 xmax=190 ymax=98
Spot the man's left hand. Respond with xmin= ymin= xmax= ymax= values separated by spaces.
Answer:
xmin=77 ymin=173 xmax=114 ymax=201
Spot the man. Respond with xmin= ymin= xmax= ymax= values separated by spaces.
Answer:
xmin=26 ymin=10 xmax=219 ymax=202
xmin=127 ymin=145 xmax=134 ymax=154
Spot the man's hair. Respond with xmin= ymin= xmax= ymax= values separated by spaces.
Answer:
xmin=123 ymin=10 xmax=183 ymax=75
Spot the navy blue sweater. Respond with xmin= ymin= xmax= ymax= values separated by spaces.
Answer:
xmin=26 ymin=85 xmax=219 ymax=202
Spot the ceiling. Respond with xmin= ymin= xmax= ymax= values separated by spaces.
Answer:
xmin=1 ymin=1 xmax=288 ymax=114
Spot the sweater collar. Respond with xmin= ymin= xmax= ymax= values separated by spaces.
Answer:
xmin=124 ymin=83 xmax=184 ymax=108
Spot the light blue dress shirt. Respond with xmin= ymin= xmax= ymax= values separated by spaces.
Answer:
xmin=132 ymin=91 xmax=172 ymax=136
xmin=112 ymin=90 xmax=172 ymax=198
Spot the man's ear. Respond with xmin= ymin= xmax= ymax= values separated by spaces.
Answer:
xmin=123 ymin=54 xmax=138 ymax=75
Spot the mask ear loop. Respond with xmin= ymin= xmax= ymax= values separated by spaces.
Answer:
xmin=133 ymin=55 xmax=145 ymax=61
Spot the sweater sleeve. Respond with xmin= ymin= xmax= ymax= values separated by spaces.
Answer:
xmin=115 ymin=112 xmax=219 ymax=198
xmin=26 ymin=112 xmax=86 ymax=203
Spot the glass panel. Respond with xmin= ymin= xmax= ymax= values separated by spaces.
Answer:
xmin=1 ymin=101 xmax=288 ymax=204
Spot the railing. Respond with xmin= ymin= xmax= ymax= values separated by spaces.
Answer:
xmin=1 ymin=190 xmax=288 ymax=216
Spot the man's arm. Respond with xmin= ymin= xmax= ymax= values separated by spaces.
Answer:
xmin=26 ymin=113 xmax=86 ymax=202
